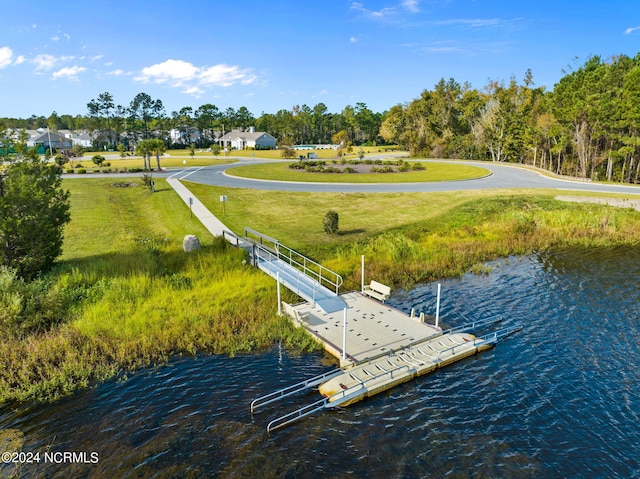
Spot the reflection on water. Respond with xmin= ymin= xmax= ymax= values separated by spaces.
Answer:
xmin=1 ymin=247 xmax=639 ymax=478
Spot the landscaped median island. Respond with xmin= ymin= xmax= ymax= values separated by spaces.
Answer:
xmin=1 ymin=176 xmax=640 ymax=404
xmin=225 ymin=159 xmax=490 ymax=183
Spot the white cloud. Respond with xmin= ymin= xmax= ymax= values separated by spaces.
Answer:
xmin=33 ymin=54 xmax=57 ymax=71
xmin=401 ymin=0 xmax=420 ymax=13
xmin=135 ymin=59 xmax=257 ymax=95
xmin=136 ymin=59 xmax=199 ymax=85
xmin=15 ymin=55 xmax=26 ymax=65
xmin=350 ymin=36 xmax=358 ymax=43
xmin=350 ymin=2 xmax=397 ymax=20
xmin=32 ymin=54 xmax=73 ymax=72
xmin=200 ymin=64 xmax=256 ymax=86
xmin=625 ymin=26 xmax=640 ymax=34
xmin=107 ymin=68 xmax=126 ymax=76
xmin=51 ymin=32 xmax=71 ymax=42
xmin=183 ymin=86 xmax=204 ymax=96
xmin=437 ymin=18 xmax=501 ymax=28
xmin=351 ymin=0 xmax=421 ymax=20
xmin=52 ymin=65 xmax=86 ymax=81
xmin=0 ymin=46 xmax=13 ymax=68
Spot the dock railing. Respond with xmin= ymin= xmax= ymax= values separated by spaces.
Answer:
xmin=222 ymin=229 xmax=242 ymax=247
xmin=244 ymin=227 xmax=343 ymax=295
xmin=443 ymin=315 xmax=503 ymax=335
xmin=251 ymin=369 xmax=344 ymax=414
xmin=436 ymin=323 xmax=522 ymax=362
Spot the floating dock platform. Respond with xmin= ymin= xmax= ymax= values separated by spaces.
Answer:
xmin=254 ymin=291 xmax=521 ymax=433
xmin=231 ymin=227 xmax=522 ymax=432
xmin=283 ymin=291 xmax=442 ymax=367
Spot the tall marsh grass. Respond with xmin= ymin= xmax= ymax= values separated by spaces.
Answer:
xmin=0 ymin=238 xmax=319 ymax=402
xmin=328 ymin=195 xmax=640 ymax=289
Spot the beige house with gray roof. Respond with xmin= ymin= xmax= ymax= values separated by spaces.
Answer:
xmin=218 ymin=127 xmax=277 ymax=150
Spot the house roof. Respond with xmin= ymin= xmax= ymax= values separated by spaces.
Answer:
xmin=219 ymin=129 xmax=275 ymax=141
xmin=31 ymin=131 xmax=68 ymax=143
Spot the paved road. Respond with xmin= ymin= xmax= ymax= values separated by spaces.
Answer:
xmin=66 ymin=158 xmax=640 ymax=195
xmin=162 ymin=159 xmax=640 ymax=195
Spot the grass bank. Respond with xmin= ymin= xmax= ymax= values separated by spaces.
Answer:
xmin=66 ymin=156 xmax=235 ymax=171
xmin=0 ymin=179 xmax=316 ymax=403
xmin=2 ymin=178 xmax=640 ymax=403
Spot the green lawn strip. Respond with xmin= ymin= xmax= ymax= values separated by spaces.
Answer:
xmin=60 ymin=178 xmax=214 ymax=260
xmin=184 ymin=183 xmax=530 ymax=248
xmin=68 ymin=157 xmax=236 ymax=171
xmin=225 ymin=161 xmax=490 ymax=183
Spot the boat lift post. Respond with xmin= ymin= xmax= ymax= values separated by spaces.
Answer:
xmin=361 ymin=255 xmax=365 ymax=293
xmin=435 ymin=283 xmax=441 ymax=329
xmin=342 ymin=307 xmax=348 ymax=362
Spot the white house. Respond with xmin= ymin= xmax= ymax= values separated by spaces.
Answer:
xmin=218 ymin=127 xmax=277 ymax=150
xmin=169 ymin=128 xmax=201 ymax=144
xmin=71 ymin=132 xmax=93 ymax=148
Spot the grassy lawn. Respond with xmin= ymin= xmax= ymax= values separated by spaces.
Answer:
xmin=225 ymin=161 xmax=490 ymax=183
xmin=184 ymin=183 xmax=520 ymax=249
xmin=60 ymin=178 xmax=216 ymax=259
xmin=81 ymin=145 xmax=403 ymax=162
xmin=0 ymin=178 xmax=316 ymax=403
xmin=68 ymin=156 xmax=236 ymax=171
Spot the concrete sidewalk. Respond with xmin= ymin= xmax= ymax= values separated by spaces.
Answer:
xmin=166 ymin=177 xmax=229 ymax=236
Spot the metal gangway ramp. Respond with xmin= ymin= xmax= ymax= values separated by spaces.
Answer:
xmin=241 ymin=227 xmax=348 ymax=314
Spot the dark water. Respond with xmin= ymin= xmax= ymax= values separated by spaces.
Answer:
xmin=1 ymin=247 xmax=639 ymax=478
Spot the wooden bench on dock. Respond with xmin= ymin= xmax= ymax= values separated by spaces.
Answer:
xmin=362 ymin=280 xmax=391 ymax=302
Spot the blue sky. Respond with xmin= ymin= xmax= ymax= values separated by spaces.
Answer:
xmin=1 ymin=0 xmax=639 ymax=119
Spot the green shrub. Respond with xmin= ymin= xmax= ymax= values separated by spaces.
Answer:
xmin=0 ymin=267 xmax=69 ymax=340
xmin=92 ymin=155 xmax=106 ymax=166
xmin=76 ymin=168 xmax=87 ymax=174
xmin=323 ymin=210 xmax=339 ymax=234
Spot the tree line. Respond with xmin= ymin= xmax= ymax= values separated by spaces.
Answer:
xmin=1 ymin=93 xmax=385 ymax=151
xmin=2 ymin=53 xmax=640 ymax=183
xmin=381 ymin=54 xmax=640 ymax=183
